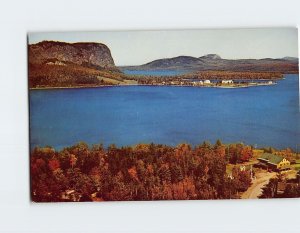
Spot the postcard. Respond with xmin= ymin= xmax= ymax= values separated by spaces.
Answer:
xmin=29 ymin=28 xmax=299 ymax=202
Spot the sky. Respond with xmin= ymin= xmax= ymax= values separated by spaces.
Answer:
xmin=28 ymin=28 xmax=298 ymax=66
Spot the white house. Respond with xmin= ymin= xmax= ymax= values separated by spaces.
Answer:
xmin=222 ymin=80 xmax=233 ymax=84
xmin=204 ymin=80 xmax=211 ymax=84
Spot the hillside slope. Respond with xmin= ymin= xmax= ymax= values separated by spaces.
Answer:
xmin=120 ymin=54 xmax=299 ymax=73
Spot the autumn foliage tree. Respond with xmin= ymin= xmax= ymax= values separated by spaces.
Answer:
xmin=31 ymin=140 xmax=253 ymax=202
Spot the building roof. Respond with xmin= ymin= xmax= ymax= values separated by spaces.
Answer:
xmin=258 ymin=153 xmax=284 ymax=165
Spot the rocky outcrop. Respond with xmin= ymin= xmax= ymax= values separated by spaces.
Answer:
xmin=29 ymin=41 xmax=116 ymax=69
xmin=28 ymin=41 xmax=125 ymax=88
xmin=199 ymin=54 xmax=222 ymax=60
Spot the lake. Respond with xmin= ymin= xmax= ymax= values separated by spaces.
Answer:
xmin=29 ymin=74 xmax=300 ymax=151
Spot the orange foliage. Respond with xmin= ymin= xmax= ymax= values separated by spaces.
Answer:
xmin=48 ymin=159 xmax=60 ymax=171
xmin=128 ymin=166 xmax=139 ymax=182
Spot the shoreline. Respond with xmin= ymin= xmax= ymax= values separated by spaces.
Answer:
xmin=29 ymin=85 xmax=117 ymax=90
xmin=29 ymin=83 xmax=277 ymax=90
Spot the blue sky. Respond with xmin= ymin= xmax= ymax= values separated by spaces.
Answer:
xmin=28 ymin=28 xmax=298 ymax=66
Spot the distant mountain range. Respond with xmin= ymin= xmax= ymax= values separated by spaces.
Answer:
xmin=120 ymin=54 xmax=299 ymax=73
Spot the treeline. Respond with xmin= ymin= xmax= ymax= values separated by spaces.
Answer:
xmin=122 ymin=71 xmax=284 ymax=85
xmin=182 ymin=71 xmax=283 ymax=80
xmin=31 ymin=141 xmax=253 ymax=202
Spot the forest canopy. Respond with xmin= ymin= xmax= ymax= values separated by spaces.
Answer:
xmin=31 ymin=141 xmax=253 ymax=202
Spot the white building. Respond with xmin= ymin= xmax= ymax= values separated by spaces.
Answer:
xmin=222 ymin=80 xmax=233 ymax=84
xmin=193 ymin=81 xmax=204 ymax=86
xmin=204 ymin=80 xmax=211 ymax=84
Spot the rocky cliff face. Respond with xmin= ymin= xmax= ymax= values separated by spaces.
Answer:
xmin=29 ymin=41 xmax=116 ymax=69
xmin=28 ymin=41 xmax=125 ymax=88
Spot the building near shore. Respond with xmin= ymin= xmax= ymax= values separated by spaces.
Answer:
xmin=256 ymin=153 xmax=290 ymax=172
xmin=221 ymin=80 xmax=233 ymax=84
xmin=204 ymin=80 xmax=211 ymax=84
xmin=192 ymin=81 xmax=204 ymax=86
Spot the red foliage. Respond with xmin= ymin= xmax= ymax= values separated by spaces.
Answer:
xmin=48 ymin=159 xmax=60 ymax=171
xmin=128 ymin=166 xmax=139 ymax=182
xmin=240 ymin=146 xmax=253 ymax=162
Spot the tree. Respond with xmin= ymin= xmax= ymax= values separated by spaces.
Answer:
xmin=260 ymin=178 xmax=278 ymax=198
xmin=48 ymin=159 xmax=60 ymax=172
xmin=232 ymin=168 xmax=252 ymax=192
xmin=283 ymin=184 xmax=300 ymax=198
xmin=158 ymin=164 xmax=171 ymax=184
xmin=171 ymin=164 xmax=183 ymax=183
xmin=240 ymin=146 xmax=253 ymax=162
xmin=70 ymin=154 xmax=77 ymax=168
xmin=128 ymin=166 xmax=139 ymax=182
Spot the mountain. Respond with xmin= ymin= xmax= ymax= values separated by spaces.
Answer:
xmin=199 ymin=54 xmax=222 ymax=60
xmin=120 ymin=54 xmax=299 ymax=73
xmin=282 ymin=56 xmax=299 ymax=62
xmin=29 ymin=40 xmax=116 ymax=69
xmin=139 ymin=56 xmax=203 ymax=69
xmin=28 ymin=41 xmax=123 ymax=88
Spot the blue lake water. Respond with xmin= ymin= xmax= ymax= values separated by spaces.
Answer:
xmin=29 ymin=74 xmax=300 ymax=150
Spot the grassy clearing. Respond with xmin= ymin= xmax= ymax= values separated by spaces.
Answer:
xmin=226 ymin=158 xmax=258 ymax=175
xmin=97 ymin=77 xmax=138 ymax=85
xmin=226 ymin=164 xmax=235 ymax=174
xmin=123 ymin=79 xmax=138 ymax=85
xmin=98 ymin=76 xmax=123 ymax=84
xmin=292 ymin=164 xmax=300 ymax=171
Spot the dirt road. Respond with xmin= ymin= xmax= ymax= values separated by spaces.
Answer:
xmin=241 ymin=172 xmax=277 ymax=199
